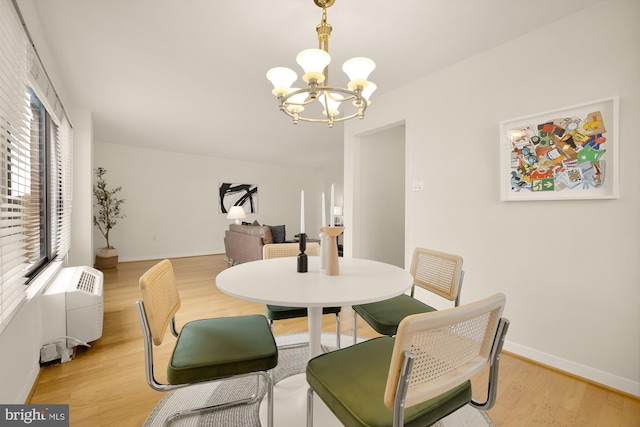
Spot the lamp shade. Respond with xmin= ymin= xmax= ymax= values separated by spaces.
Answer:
xmin=226 ymin=206 xmax=247 ymax=224
xmin=296 ymin=49 xmax=331 ymax=83
xmin=266 ymin=67 xmax=298 ymax=96
xmin=342 ymin=57 xmax=375 ymax=84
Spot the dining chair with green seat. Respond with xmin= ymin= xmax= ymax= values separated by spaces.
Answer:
xmin=352 ymin=247 xmax=464 ymax=344
xmin=263 ymin=242 xmax=342 ymax=349
xmin=307 ymin=293 xmax=509 ymax=427
xmin=135 ymin=259 xmax=278 ymax=427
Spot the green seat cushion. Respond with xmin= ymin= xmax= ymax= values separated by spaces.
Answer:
xmin=265 ymin=304 xmax=341 ymax=321
xmin=306 ymin=337 xmax=471 ymax=427
xmin=353 ymin=294 xmax=436 ymax=336
xmin=168 ymin=314 xmax=278 ymax=385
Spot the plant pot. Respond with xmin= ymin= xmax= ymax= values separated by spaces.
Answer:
xmin=95 ymin=247 xmax=119 ymax=269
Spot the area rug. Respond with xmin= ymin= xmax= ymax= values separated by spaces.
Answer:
xmin=143 ymin=333 xmax=495 ymax=427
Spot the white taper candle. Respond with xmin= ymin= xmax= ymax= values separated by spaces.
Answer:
xmin=300 ymin=190 xmax=305 ymax=234
xmin=330 ymin=184 xmax=335 ymax=227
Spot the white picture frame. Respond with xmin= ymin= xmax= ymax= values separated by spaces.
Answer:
xmin=499 ymin=96 xmax=619 ymax=201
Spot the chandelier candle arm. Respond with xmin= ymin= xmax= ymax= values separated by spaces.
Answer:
xmin=266 ymin=0 xmax=376 ymax=127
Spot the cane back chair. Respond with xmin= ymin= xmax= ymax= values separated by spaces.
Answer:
xmin=307 ymin=293 xmax=509 ymax=427
xmin=136 ymin=259 xmax=278 ymax=426
xmin=353 ymin=247 xmax=464 ymax=344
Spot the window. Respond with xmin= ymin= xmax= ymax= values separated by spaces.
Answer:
xmin=26 ymin=88 xmax=48 ymax=275
xmin=0 ymin=0 xmax=73 ymax=331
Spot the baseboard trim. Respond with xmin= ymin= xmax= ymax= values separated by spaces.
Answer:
xmin=504 ymin=341 xmax=640 ymax=398
xmin=25 ymin=368 xmax=43 ymax=403
xmin=119 ymin=252 xmax=224 ymax=263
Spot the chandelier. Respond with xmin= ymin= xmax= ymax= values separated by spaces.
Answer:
xmin=266 ymin=0 xmax=376 ymax=127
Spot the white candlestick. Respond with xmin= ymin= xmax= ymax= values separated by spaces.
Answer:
xmin=321 ymin=192 xmax=326 ymax=226
xmin=300 ymin=190 xmax=305 ymax=234
xmin=330 ymin=184 xmax=335 ymax=227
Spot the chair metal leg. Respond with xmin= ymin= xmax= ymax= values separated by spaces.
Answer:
xmin=270 ymin=313 xmax=342 ymax=351
xmin=269 ymin=317 xmax=310 ymax=350
xmin=353 ymin=312 xmax=359 ymax=345
xmin=335 ymin=312 xmax=341 ymax=349
xmin=470 ymin=318 xmax=510 ymax=411
xmin=307 ymin=387 xmax=315 ymax=427
xmin=265 ymin=370 xmax=274 ymax=427
xmin=162 ymin=371 xmax=273 ymax=427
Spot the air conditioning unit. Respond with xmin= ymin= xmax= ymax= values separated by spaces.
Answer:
xmin=41 ymin=266 xmax=104 ymax=359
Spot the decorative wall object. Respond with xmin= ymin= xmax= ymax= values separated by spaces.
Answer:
xmin=500 ymin=97 xmax=619 ymax=201
xmin=219 ymin=183 xmax=258 ymax=214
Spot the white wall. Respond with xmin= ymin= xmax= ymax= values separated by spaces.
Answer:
xmin=345 ymin=1 xmax=639 ymax=396
xmin=0 ymin=293 xmax=44 ymax=403
xmin=68 ymin=109 xmax=94 ymax=267
xmin=93 ymin=142 xmax=329 ymax=261
xmin=358 ymin=125 xmax=405 ymax=267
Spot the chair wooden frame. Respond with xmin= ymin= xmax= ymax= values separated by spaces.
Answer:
xmin=263 ymin=242 xmax=320 ymax=259
xmin=307 ymin=293 xmax=509 ymax=427
xmin=353 ymin=247 xmax=464 ymax=344
xmin=136 ymin=259 xmax=277 ymax=427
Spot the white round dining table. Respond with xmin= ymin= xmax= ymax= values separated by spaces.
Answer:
xmin=216 ymin=256 xmax=413 ymax=427
xmin=216 ymin=256 xmax=413 ymax=359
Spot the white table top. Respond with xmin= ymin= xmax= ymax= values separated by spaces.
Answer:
xmin=216 ymin=256 xmax=413 ymax=308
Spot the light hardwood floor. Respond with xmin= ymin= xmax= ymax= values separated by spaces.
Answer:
xmin=28 ymin=255 xmax=639 ymax=426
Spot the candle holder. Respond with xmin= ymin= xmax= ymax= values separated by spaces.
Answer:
xmin=297 ymin=233 xmax=308 ymax=273
xmin=320 ymin=226 xmax=344 ymax=276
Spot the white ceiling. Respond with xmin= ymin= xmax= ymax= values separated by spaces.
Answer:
xmin=26 ymin=0 xmax=601 ymax=168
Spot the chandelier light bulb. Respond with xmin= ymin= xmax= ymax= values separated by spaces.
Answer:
xmin=296 ymin=48 xmax=331 ymax=83
xmin=361 ymin=82 xmax=377 ymax=102
xmin=342 ymin=57 xmax=376 ymax=88
xmin=286 ymin=89 xmax=307 ymax=113
xmin=266 ymin=67 xmax=298 ymax=97
xmin=318 ymin=92 xmax=344 ymax=117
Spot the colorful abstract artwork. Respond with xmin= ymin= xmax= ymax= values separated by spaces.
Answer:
xmin=500 ymin=97 xmax=618 ymax=201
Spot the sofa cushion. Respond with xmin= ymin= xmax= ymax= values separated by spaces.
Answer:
xmin=267 ymin=225 xmax=286 ymax=243
xmin=229 ymin=224 xmax=273 ymax=244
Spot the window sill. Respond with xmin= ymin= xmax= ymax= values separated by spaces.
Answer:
xmin=25 ymin=261 xmax=64 ymax=300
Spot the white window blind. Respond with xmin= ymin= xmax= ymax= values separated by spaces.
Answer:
xmin=24 ymin=14 xmax=73 ymax=263
xmin=0 ymin=0 xmax=31 ymax=329
xmin=0 ymin=0 xmax=73 ymax=331
xmin=54 ymin=115 xmax=72 ymax=260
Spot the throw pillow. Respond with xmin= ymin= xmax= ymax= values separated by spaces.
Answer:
xmin=252 ymin=220 xmax=261 ymax=226
xmin=268 ymin=225 xmax=286 ymax=243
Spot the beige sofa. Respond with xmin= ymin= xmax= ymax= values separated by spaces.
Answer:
xmin=224 ymin=224 xmax=277 ymax=264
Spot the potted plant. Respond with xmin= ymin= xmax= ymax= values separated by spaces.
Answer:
xmin=93 ymin=167 xmax=125 ymax=269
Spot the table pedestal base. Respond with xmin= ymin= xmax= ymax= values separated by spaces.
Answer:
xmin=259 ymin=373 xmax=342 ymax=427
